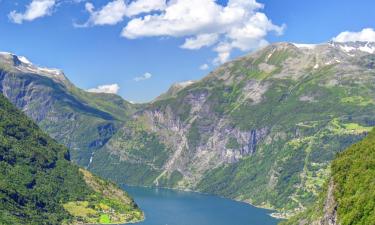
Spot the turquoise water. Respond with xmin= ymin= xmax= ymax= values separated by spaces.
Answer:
xmin=122 ymin=186 xmax=281 ymax=225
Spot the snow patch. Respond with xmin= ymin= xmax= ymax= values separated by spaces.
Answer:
xmin=335 ymin=42 xmax=375 ymax=54
xmin=0 ymin=52 xmax=12 ymax=55
xmin=18 ymin=56 xmax=32 ymax=64
xmin=359 ymin=44 xmax=375 ymax=54
xmin=266 ymin=49 xmax=276 ymax=61
xmin=37 ymin=67 xmax=63 ymax=75
xmin=293 ymin=43 xmax=317 ymax=49
xmin=267 ymin=53 xmax=273 ymax=60
xmin=339 ymin=45 xmax=356 ymax=52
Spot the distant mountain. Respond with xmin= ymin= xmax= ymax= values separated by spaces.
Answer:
xmin=1 ymin=41 xmax=375 ymax=215
xmin=0 ymin=94 xmax=143 ymax=224
xmin=281 ymin=129 xmax=375 ymax=225
xmin=0 ymin=52 xmax=135 ymax=167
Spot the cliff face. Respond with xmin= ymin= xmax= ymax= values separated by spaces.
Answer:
xmin=1 ymin=42 xmax=375 ymax=214
xmin=320 ymin=180 xmax=339 ymax=225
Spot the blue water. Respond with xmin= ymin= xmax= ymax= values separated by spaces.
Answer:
xmin=122 ymin=186 xmax=280 ymax=225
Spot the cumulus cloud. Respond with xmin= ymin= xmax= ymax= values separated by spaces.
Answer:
xmin=199 ymin=64 xmax=209 ymax=70
xmin=13 ymin=0 xmax=283 ymax=65
xmin=77 ymin=0 xmax=127 ymax=26
xmin=87 ymin=83 xmax=120 ymax=94
xmin=181 ymin=33 xmax=219 ymax=50
xmin=121 ymin=0 xmax=284 ymax=64
xmin=126 ymin=0 xmax=166 ymax=17
xmin=78 ymin=0 xmax=166 ymax=27
xmin=134 ymin=72 xmax=152 ymax=81
xmin=213 ymin=42 xmax=233 ymax=65
xmin=333 ymin=28 xmax=375 ymax=43
xmin=9 ymin=0 xmax=56 ymax=24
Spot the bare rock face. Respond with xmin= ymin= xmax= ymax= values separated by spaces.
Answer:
xmin=320 ymin=180 xmax=339 ymax=225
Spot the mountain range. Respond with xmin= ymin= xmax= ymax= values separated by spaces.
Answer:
xmin=1 ymin=41 xmax=374 ymax=217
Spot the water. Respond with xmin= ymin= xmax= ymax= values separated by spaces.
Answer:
xmin=122 ymin=186 xmax=281 ymax=225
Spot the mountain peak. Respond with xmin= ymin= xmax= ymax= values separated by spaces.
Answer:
xmin=0 ymin=51 xmax=68 ymax=83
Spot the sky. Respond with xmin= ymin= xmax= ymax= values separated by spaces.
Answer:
xmin=0 ymin=0 xmax=375 ymax=102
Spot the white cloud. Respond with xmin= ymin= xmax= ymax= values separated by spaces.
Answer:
xmin=87 ymin=83 xmax=120 ymax=94
xmin=181 ymin=33 xmax=219 ymax=50
xmin=333 ymin=28 xmax=375 ymax=43
xmin=134 ymin=72 xmax=152 ymax=81
xmin=121 ymin=0 xmax=284 ymax=64
xmin=79 ymin=0 xmax=127 ymax=26
xmin=213 ymin=42 xmax=232 ymax=65
xmin=78 ymin=0 xmax=166 ymax=27
xmin=9 ymin=0 xmax=56 ymax=24
xmin=199 ymin=64 xmax=209 ymax=70
xmin=126 ymin=0 xmax=166 ymax=17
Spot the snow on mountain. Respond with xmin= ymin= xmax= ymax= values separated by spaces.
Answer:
xmin=0 ymin=51 xmax=66 ymax=82
xmin=292 ymin=43 xmax=318 ymax=49
xmin=331 ymin=41 xmax=375 ymax=54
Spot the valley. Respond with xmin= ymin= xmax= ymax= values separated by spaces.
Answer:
xmin=1 ymin=41 xmax=375 ymax=220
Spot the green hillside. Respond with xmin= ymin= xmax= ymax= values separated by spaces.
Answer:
xmin=0 ymin=94 xmax=143 ymax=224
xmin=282 ymin=129 xmax=375 ymax=225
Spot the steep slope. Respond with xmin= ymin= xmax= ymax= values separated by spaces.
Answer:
xmin=1 ymin=42 xmax=375 ymax=215
xmin=0 ymin=52 xmax=134 ymax=167
xmin=90 ymin=42 xmax=375 ymax=213
xmin=0 ymin=94 xmax=143 ymax=224
xmin=281 ymin=129 xmax=375 ymax=225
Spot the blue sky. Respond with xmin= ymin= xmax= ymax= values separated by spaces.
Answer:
xmin=0 ymin=0 xmax=374 ymax=102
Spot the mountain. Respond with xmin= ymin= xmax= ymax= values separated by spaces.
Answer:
xmin=90 ymin=41 xmax=375 ymax=213
xmin=281 ymin=129 xmax=375 ymax=225
xmin=1 ymin=41 xmax=375 ymax=215
xmin=0 ymin=52 xmax=134 ymax=167
xmin=0 ymin=93 xmax=143 ymax=224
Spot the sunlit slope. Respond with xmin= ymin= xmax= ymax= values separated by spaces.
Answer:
xmin=0 ymin=94 xmax=143 ymax=224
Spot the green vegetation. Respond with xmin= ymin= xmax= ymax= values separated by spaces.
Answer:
xmin=226 ymin=137 xmax=241 ymax=149
xmin=282 ymin=129 xmax=375 ymax=225
xmin=90 ymin=120 xmax=170 ymax=186
xmin=157 ymin=170 xmax=184 ymax=187
xmin=341 ymin=96 xmax=373 ymax=106
xmin=331 ymin=129 xmax=375 ymax=225
xmin=0 ymin=94 xmax=143 ymax=224
xmin=188 ymin=121 xmax=201 ymax=149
